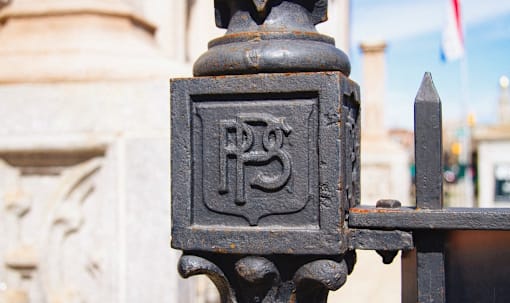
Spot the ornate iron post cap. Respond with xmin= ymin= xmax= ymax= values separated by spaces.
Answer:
xmin=193 ymin=0 xmax=351 ymax=76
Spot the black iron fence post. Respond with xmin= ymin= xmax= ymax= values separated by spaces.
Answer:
xmin=171 ymin=1 xmax=363 ymax=302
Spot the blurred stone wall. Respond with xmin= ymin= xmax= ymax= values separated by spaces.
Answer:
xmin=0 ymin=0 xmax=191 ymax=302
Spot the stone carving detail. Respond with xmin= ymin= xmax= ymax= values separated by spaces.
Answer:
xmin=0 ymin=153 xmax=103 ymax=303
xmin=45 ymin=158 xmax=102 ymax=303
xmin=219 ymin=113 xmax=292 ymax=205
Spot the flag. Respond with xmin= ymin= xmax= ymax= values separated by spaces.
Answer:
xmin=440 ymin=0 xmax=464 ymax=62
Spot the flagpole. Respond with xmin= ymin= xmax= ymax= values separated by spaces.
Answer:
xmin=454 ymin=0 xmax=474 ymax=207
xmin=458 ymin=0 xmax=474 ymax=207
xmin=460 ymin=54 xmax=474 ymax=207
xmin=441 ymin=0 xmax=474 ymax=206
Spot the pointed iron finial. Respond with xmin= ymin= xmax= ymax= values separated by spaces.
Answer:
xmin=415 ymin=72 xmax=441 ymax=103
xmin=414 ymin=72 xmax=443 ymax=209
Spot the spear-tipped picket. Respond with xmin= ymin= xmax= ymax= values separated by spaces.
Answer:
xmin=414 ymin=72 xmax=443 ymax=209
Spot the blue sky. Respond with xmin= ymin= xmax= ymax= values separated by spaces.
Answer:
xmin=348 ymin=0 xmax=510 ymax=129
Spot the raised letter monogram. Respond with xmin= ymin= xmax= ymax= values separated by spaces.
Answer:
xmin=219 ymin=114 xmax=292 ymax=205
xmin=194 ymin=100 xmax=316 ymax=226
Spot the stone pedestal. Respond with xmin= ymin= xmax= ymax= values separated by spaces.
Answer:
xmin=0 ymin=0 xmax=189 ymax=82
xmin=0 ymin=0 xmax=192 ymax=302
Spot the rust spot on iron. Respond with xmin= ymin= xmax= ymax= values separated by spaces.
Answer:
xmin=350 ymin=207 xmax=403 ymax=214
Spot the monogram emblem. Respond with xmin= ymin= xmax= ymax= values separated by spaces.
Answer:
xmin=172 ymin=74 xmax=358 ymax=254
xmin=195 ymin=102 xmax=315 ymax=226
xmin=219 ymin=114 xmax=292 ymax=205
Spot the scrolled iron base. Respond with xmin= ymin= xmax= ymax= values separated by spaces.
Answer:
xmin=178 ymin=253 xmax=353 ymax=303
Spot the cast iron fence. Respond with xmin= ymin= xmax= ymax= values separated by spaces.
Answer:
xmin=170 ymin=1 xmax=510 ymax=302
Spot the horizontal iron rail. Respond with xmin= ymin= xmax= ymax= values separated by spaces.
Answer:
xmin=347 ymin=229 xmax=414 ymax=251
xmin=349 ymin=206 xmax=510 ymax=230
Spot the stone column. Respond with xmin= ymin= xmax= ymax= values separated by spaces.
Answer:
xmin=358 ymin=40 xmax=410 ymax=205
xmin=360 ymin=42 xmax=387 ymax=138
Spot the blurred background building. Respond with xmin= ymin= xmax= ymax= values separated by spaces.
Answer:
xmin=0 ymin=0 xmax=508 ymax=302
xmin=471 ymin=76 xmax=510 ymax=208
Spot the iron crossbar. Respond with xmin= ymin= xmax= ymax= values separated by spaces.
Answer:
xmin=349 ymin=206 xmax=510 ymax=230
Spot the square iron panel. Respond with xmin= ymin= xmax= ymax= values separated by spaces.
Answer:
xmin=171 ymin=72 xmax=359 ymax=255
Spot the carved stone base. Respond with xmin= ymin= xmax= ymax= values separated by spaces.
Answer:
xmin=178 ymin=252 xmax=356 ymax=303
